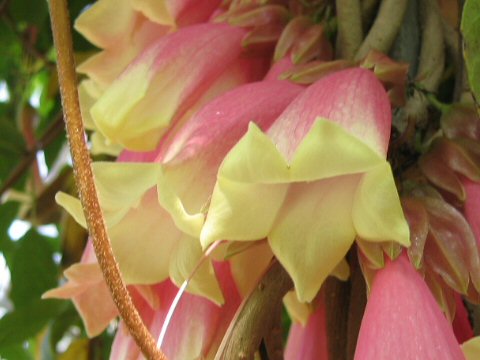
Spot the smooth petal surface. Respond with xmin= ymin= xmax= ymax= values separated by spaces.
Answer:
xmin=107 ymin=189 xmax=179 ymax=284
xmin=77 ymin=21 xmax=170 ymax=88
xmin=227 ymin=241 xmax=274 ymax=297
xmin=352 ymin=162 xmax=410 ymax=246
xmin=289 ymin=119 xmax=381 ymax=181
xmin=270 ymin=177 xmax=358 ymax=302
xmin=132 ymin=0 xmax=221 ymax=26
xmin=268 ymin=68 xmax=392 ymax=160
xmin=43 ymin=263 xmax=117 ymax=337
xmin=74 ymin=0 xmax=136 ymax=49
xmin=91 ymin=23 xmax=247 ymax=151
xmin=462 ymin=337 xmax=480 ymax=360
xmin=355 ymin=255 xmax=464 ymax=360
xmin=168 ymin=234 xmax=224 ymax=305
xmin=285 ymin=299 xmax=329 ymax=360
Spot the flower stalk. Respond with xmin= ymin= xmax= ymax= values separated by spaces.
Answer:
xmin=47 ymin=1 xmax=166 ymax=359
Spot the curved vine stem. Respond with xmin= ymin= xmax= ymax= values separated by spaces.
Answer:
xmin=47 ymin=1 xmax=166 ymax=359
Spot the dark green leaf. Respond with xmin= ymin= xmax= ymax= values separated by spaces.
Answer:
xmin=48 ymin=303 xmax=83 ymax=351
xmin=9 ymin=0 xmax=48 ymax=27
xmin=10 ymin=230 xmax=58 ymax=308
xmin=0 ymin=299 xmax=65 ymax=348
xmin=0 ymin=343 xmax=33 ymax=360
xmin=0 ymin=202 xmax=19 ymax=261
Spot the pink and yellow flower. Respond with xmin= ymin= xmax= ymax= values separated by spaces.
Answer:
xmin=56 ymin=79 xmax=302 ymax=305
xmin=201 ymin=68 xmax=410 ymax=302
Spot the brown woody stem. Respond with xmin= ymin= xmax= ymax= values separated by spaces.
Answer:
xmin=215 ymin=260 xmax=293 ymax=360
xmin=47 ymin=1 xmax=166 ymax=359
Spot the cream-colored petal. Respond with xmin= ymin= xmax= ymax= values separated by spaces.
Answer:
xmin=331 ymin=257 xmax=350 ymax=281
xmin=228 ymin=241 xmax=274 ymax=297
xmin=169 ymin=234 xmax=224 ymax=305
xmin=108 ymin=189 xmax=179 ymax=284
xmin=219 ymin=122 xmax=290 ymax=184
xmin=92 ymin=162 xmax=160 ymax=227
xmin=269 ymin=177 xmax=359 ymax=303
xmin=74 ymin=0 xmax=136 ymax=49
xmin=131 ymin=0 xmax=173 ymax=25
xmin=283 ymin=290 xmax=313 ymax=326
xmin=78 ymin=80 xmax=98 ymax=130
xmin=290 ymin=118 xmax=382 ymax=181
xmin=201 ymin=177 xmax=288 ymax=248
xmin=352 ymin=162 xmax=410 ymax=246
xmin=90 ymin=132 xmax=123 ymax=157
xmin=90 ymin=58 xmax=154 ymax=149
xmin=462 ymin=336 xmax=480 ymax=360
xmin=55 ymin=192 xmax=86 ymax=228
xmin=157 ymin=166 xmax=205 ymax=238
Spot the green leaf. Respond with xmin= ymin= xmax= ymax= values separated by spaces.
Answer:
xmin=0 ymin=299 xmax=65 ymax=348
xmin=10 ymin=230 xmax=58 ymax=308
xmin=0 ymin=344 xmax=33 ymax=360
xmin=48 ymin=303 xmax=83 ymax=352
xmin=9 ymin=0 xmax=48 ymax=27
xmin=0 ymin=202 xmax=19 ymax=261
xmin=461 ymin=0 xmax=480 ymax=109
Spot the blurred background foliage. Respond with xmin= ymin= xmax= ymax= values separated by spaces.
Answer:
xmin=0 ymin=0 xmax=113 ymax=358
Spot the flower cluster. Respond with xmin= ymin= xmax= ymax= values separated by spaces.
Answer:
xmin=45 ymin=0 xmax=480 ymax=359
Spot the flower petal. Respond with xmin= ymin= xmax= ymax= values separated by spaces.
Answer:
xmin=169 ymin=234 xmax=224 ymax=305
xmin=55 ymin=192 xmax=86 ymax=228
xmin=285 ymin=298 xmax=329 ymax=360
xmin=74 ymin=0 xmax=136 ymax=49
xmin=462 ymin=336 xmax=480 ymax=360
xmin=268 ymin=68 xmax=392 ymax=159
xmin=157 ymin=166 xmax=205 ymax=238
xmin=92 ymin=162 xmax=160 ymax=227
xmin=201 ymin=122 xmax=291 ymax=247
xmin=201 ymin=177 xmax=289 ymax=247
xmin=91 ymin=23 xmax=247 ymax=151
xmin=269 ymin=177 xmax=358 ymax=302
xmin=228 ymin=241 xmax=274 ymax=297
xmin=352 ymin=162 xmax=410 ymax=246
xmin=290 ymin=118 xmax=382 ymax=181
xmin=43 ymin=263 xmax=117 ymax=337
xmin=108 ymin=189 xmax=180 ymax=284
xmin=355 ymin=254 xmax=464 ymax=360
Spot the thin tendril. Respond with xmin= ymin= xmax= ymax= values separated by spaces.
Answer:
xmin=157 ymin=240 xmax=223 ymax=348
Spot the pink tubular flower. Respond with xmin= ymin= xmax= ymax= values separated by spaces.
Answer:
xmin=355 ymin=254 xmax=464 ymax=360
xmin=285 ymin=296 xmax=328 ymax=360
xmin=201 ymin=68 xmax=410 ymax=302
